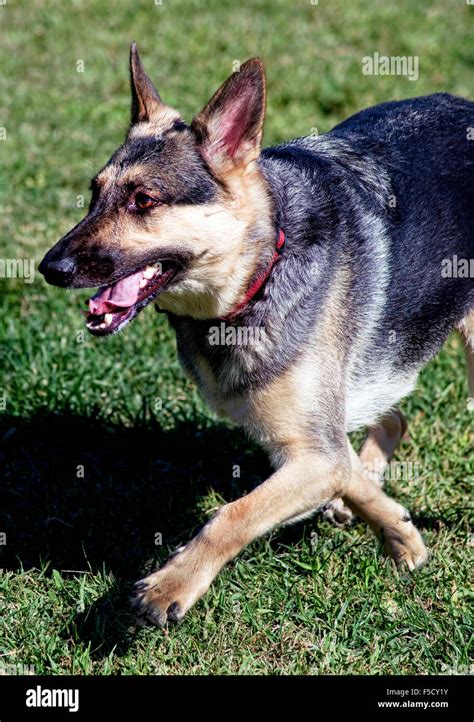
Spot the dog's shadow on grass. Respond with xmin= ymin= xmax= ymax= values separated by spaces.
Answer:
xmin=0 ymin=410 xmax=456 ymax=660
xmin=0 ymin=409 xmax=273 ymax=658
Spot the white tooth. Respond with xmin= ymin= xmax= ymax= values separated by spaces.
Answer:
xmin=143 ymin=265 xmax=157 ymax=279
xmin=139 ymin=278 xmax=148 ymax=288
xmin=99 ymin=322 xmax=107 ymax=329
xmin=104 ymin=314 xmax=113 ymax=324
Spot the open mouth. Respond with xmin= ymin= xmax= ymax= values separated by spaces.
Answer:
xmin=85 ymin=260 xmax=180 ymax=336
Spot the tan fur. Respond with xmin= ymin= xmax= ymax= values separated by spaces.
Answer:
xmin=344 ymin=442 xmax=428 ymax=570
xmin=325 ymin=408 xmax=408 ymax=525
xmin=133 ymin=312 xmax=428 ymax=624
xmin=120 ymin=163 xmax=273 ymax=319
xmin=132 ymin=378 xmax=424 ymax=624
xmin=95 ymin=164 xmax=118 ymax=188
xmin=88 ymin=156 xmax=274 ymax=320
xmin=128 ymin=108 xmax=182 ymax=140
xmin=193 ymin=261 xmax=351 ymax=452
xmin=133 ymin=447 xmax=350 ymax=625
xmin=458 ymin=310 xmax=474 ymax=407
xmin=133 ymin=325 xmax=350 ymax=625
xmin=359 ymin=409 xmax=408 ymax=481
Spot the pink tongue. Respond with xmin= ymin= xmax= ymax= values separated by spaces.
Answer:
xmin=88 ymin=269 xmax=143 ymax=315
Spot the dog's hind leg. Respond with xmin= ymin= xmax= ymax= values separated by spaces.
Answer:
xmin=322 ymin=408 xmax=407 ymax=525
xmin=343 ymin=441 xmax=428 ymax=570
xmin=359 ymin=408 xmax=408 ymax=482
xmin=458 ymin=310 xmax=474 ymax=411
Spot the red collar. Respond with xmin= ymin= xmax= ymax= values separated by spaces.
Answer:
xmin=221 ymin=229 xmax=285 ymax=322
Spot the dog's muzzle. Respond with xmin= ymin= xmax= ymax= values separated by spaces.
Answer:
xmin=39 ymin=256 xmax=77 ymax=287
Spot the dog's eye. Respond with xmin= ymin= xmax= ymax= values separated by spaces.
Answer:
xmin=134 ymin=192 xmax=159 ymax=211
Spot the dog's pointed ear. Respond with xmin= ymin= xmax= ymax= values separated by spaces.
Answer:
xmin=191 ymin=58 xmax=266 ymax=172
xmin=130 ymin=42 xmax=164 ymax=123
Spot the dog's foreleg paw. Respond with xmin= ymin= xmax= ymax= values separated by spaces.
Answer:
xmin=131 ymin=570 xmax=192 ymax=627
xmin=130 ymin=544 xmax=215 ymax=627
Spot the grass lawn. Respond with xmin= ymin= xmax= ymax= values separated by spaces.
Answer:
xmin=0 ymin=0 xmax=473 ymax=675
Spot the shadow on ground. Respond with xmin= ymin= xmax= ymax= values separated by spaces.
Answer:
xmin=0 ymin=409 xmax=272 ymax=657
xmin=0 ymin=410 xmax=456 ymax=659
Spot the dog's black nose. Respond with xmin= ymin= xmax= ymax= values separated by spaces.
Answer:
xmin=39 ymin=256 xmax=76 ymax=287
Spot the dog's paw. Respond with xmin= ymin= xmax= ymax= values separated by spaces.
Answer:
xmin=130 ymin=547 xmax=212 ymax=627
xmin=382 ymin=516 xmax=429 ymax=571
xmin=321 ymin=498 xmax=354 ymax=527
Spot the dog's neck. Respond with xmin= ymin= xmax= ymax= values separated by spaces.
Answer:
xmin=219 ymin=227 xmax=286 ymax=322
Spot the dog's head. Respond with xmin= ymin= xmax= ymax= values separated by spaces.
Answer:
xmin=39 ymin=45 xmax=273 ymax=334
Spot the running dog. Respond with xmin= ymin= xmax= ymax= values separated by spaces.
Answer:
xmin=39 ymin=45 xmax=474 ymax=626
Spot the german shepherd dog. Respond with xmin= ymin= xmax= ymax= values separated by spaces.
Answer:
xmin=40 ymin=45 xmax=474 ymax=627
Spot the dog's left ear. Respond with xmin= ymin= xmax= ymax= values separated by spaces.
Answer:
xmin=130 ymin=42 xmax=165 ymax=123
xmin=191 ymin=58 xmax=266 ymax=173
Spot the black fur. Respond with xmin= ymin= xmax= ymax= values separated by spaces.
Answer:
xmin=171 ymin=93 xmax=474 ymax=402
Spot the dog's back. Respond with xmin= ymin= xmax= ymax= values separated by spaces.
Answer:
xmin=255 ymin=94 xmax=474 ymax=429
xmin=332 ymin=93 xmax=474 ymax=364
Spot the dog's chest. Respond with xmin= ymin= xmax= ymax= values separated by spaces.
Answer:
xmin=173 ymin=325 xmax=252 ymax=421
xmin=185 ymin=350 xmax=252 ymax=422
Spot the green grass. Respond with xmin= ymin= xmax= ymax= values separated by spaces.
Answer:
xmin=1 ymin=0 xmax=473 ymax=675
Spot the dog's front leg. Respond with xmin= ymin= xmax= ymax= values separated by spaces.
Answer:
xmin=131 ymin=450 xmax=349 ymax=627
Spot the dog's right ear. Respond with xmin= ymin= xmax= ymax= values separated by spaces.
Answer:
xmin=129 ymin=43 xmax=164 ymax=123
xmin=191 ymin=58 xmax=266 ymax=175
